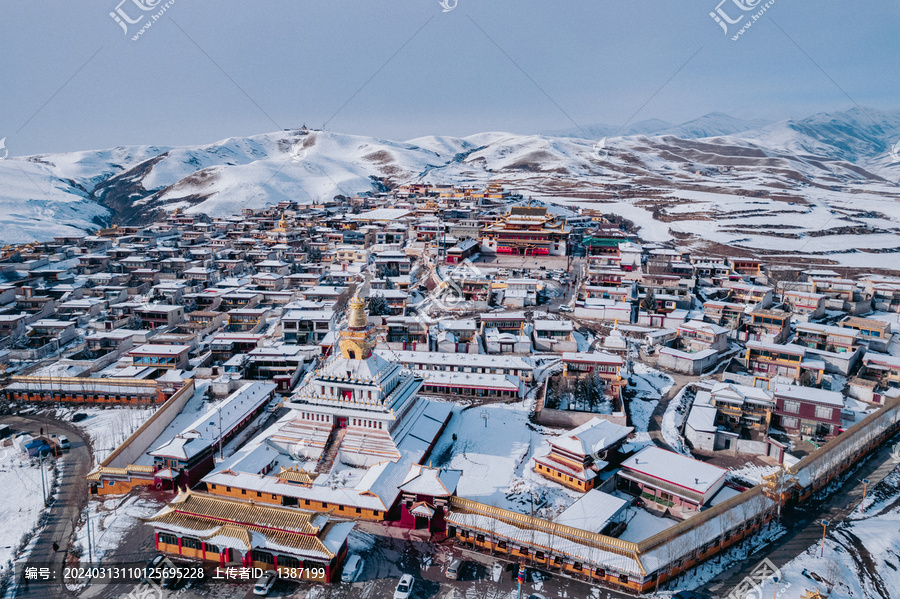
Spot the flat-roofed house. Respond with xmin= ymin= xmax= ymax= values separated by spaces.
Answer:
xmin=840 ymin=316 xmax=893 ymax=353
xmin=617 ymin=446 xmax=727 ymax=518
xmin=795 ymin=322 xmax=859 ymax=353
xmin=772 ymin=385 xmax=844 ymax=438
xmin=783 ymin=291 xmax=826 ymax=319
xmin=742 ymin=341 xmax=824 ymax=388
xmin=533 ymin=320 xmax=577 ymax=352
xmin=136 ymin=304 xmax=185 ymax=329
xmin=128 ymin=344 xmax=191 ymax=370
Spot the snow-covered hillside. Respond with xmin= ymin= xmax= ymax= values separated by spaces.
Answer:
xmin=1 ymin=108 xmax=899 ymax=267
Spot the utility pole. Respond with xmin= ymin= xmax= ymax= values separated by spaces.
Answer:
xmin=86 ymin=514 xmax=93 ymax=566
xmin=40 ymin=453 xmax=47 ymax=505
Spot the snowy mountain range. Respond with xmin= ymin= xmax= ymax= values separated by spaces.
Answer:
xmin=545 ymin=112 xmax=773 ymax=140
xmin=1 ymin=107 xmax=899 ymax=267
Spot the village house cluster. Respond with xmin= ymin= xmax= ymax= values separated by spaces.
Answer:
xmin=1 ymin=181 xmax=899 ymax=594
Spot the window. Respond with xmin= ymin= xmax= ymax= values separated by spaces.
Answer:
xmin=241 ymin=489 xmax=246 ymax=495
xmin=205 ymin=543 xmax=219 ymax=554
xmin=256 ymin=491 xmax=262 ymax=497
xmin=815 ymin=405 xmax=833 ymax=420
xmin=783 ymin=400 xmax=800 ymax=414
xmin=781 ymin=416 xmax=798 ymax=429
xmin=158 ymin=533 xmax=178 ymax=546
xmin=182 ymin=537 xmax=201 ymax=550
xmin=355 ymin=508 xmax=361 ymax=514
xmin=210 ymin=484 xmax=216 ymax=490
xmin=225 ymin=486 xmax=231 ymax=492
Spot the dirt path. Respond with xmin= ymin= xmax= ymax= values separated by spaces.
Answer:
xmin=647 ymin=374 xmax=693 ymax=451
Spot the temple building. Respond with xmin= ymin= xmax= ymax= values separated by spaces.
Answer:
xmin=198 ymin=294 xmax=453 ymax=519
xmin=144 ymin=490 xmax=354 ymax=581
xmin=283 ymin=292 xmax=451 ymax=468
xmin=266 ymin=213 xmax=303 ymax=245
xmin=481 ymin=204 xmax=570 ymax=256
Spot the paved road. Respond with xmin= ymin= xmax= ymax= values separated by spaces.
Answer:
xmin=703 ymin=430 xmax=900 ymax=598
xmin=2 ymin=414 xmax=93 ymax=599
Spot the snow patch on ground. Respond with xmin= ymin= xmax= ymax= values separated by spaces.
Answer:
xmin=53 ymin=405 xmax=157 ymax=466
xmin=0 ymin=450 xmax=55 ymax=567
xmin=430 ymin=402 xmax=580 ymax=514
xmin=73 ymin=494 xmax=163 ymax=564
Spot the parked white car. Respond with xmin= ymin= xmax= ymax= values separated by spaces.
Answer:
xmin=393 ymin=574 xmax=415 ymax=599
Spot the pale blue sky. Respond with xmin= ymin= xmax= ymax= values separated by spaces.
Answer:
xmin=1 ymin=0 xmax=898 ymax=155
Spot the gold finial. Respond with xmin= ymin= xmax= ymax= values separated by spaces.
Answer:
xmin=348 ymin=292 xmax=367 ymax=329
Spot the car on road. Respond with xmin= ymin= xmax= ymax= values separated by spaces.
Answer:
xmin=393 ymin=574 xmax=414 ymax=599
xmin=253 ymin=570 xmax=278 ymax=595
xmin=559 ymin=304 xmax=574 ymax=312
xmin=72 ymin=413 xmax=88 ymax=422
xmin=341 ymin=554 xmax=363 ymax=583
xmin=57 ymin=435 xmax=70 ymax=450
xmin=446 ymin=558 xmax=462 ymax=580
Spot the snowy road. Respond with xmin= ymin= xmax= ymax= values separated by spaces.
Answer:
xmin=701 ymin=429 xmax=900 ymax=599
xmin=1 ymin=414 xmax=92 ymax=599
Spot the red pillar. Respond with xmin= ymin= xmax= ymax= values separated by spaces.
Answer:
xmin=154 ymin=532 xmax=160 ymax=550
xmin=177 ymin=536 xmax=182 ymax=554
xmin=273 ymin=555 xmax=278 ymax=570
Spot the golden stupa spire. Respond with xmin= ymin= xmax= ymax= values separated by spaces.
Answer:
xmin=348 ymin=291 xmax=367 ymax=329
xmin=339 ymin=291 xmax=375 ymax=360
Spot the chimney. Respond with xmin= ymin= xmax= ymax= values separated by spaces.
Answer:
xmin=695 ymin=478 xmax=700 ymax=485
xmin=22 ymin=286 xmax=33 ymax=298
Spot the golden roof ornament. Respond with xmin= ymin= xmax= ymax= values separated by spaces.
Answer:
xmin=348 ymin=292 xmax=368 ymax=330
xmin=339 ymin=291 xmax=375 ymax=359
